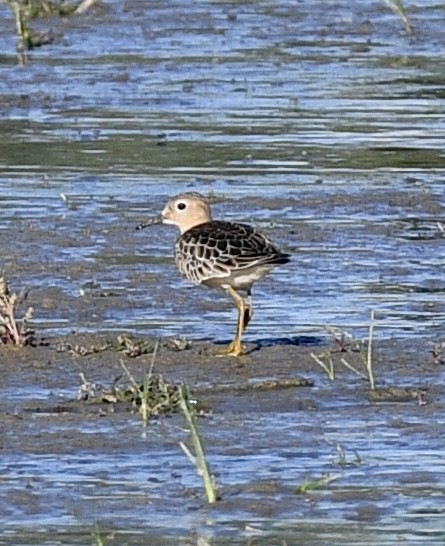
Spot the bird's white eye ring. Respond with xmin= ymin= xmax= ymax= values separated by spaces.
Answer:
xmin=177 ymin=202 xmax=187 ymax=211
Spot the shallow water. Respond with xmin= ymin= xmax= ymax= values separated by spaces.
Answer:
xmin=2 ymin=396 xmax=445 ymax=545
xmin=1 ymin=0 xmax=445 ymax=341
xmin=0 ymin=0 xmax=445 ymax=544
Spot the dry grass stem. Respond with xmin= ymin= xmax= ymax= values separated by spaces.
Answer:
xmin=120 ymin=355 xmax=154 ymax=427
xmin=0 ymin=272 xmax=34 ymax=346
xmin=119 ymin=357 xmax=148 ymax=425
xmin=74 ymin=0 xmax=98 ymax=14
xmin=366 ymin=310 xmax=376 ymax=390
xmin=310 ymin=352 xmax=335 ymax=381
xmin=340 ymin=358 xmax=366 ymax=378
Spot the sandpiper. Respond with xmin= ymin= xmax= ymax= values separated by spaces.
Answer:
xmin=136 ymin=192 xmax=290 ymax=356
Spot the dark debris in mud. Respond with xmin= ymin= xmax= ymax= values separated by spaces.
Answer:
xmin=369 ymin=386 xmax=429 ymax=404
xmin=73 ymin=346 xmax=314 ymax=416
xmin=56 ymin=333 xmax=191 ymax=357
xmin=77 ymin=370 xmax=183 ymax=415
xmin=431 ymin=341 xmax=445 ymax=366
xmin=1 ymin=331 xmax=441 ymax=416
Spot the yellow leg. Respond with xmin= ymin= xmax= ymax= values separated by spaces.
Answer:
xmin=215 ymin=286 xmax=251 ymax=357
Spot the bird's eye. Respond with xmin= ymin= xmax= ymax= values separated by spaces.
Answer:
xmin=177 ymin=202 xmax=187 ymax=211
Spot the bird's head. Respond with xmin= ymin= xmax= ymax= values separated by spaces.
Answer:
xmin=136 ymin=192 xmax=212 ymax=234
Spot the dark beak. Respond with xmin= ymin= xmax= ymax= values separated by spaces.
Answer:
xmin=135 ymin=214 xmax=163 ymax=230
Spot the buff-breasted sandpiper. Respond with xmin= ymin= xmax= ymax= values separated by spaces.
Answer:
xmin=137 ymin=192 xmax=290 ymax=356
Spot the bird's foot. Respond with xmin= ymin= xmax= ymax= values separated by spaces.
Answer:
xmin=213 ymin=340 xmax=246 ymax=357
